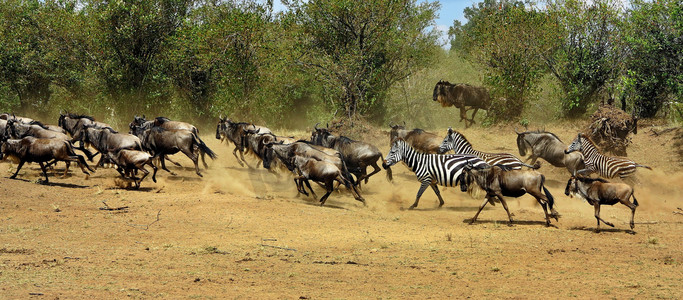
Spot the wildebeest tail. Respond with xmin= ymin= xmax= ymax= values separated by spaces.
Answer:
xmin=337 ymin=153 xmax=355 ymax=186
xmin=381 ymin=154 xmax=393 ymax=182
xmin=194 ymin=133 xmax=217 ymax=160
xmin=541 ymin=174 xmax=555 ymax=211
xmin=64 ymin=141 xmax=94 ymax=172
xmin=632 ymin=193 xmax=639 ymax=207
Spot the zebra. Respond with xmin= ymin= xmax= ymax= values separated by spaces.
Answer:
xmin=565 ymin=133 xmax=651 ymax=179
xmin=438 ymin=127 xmax=537 ymax=169
xmin=382 ymin=139 xmax=488 ymax=209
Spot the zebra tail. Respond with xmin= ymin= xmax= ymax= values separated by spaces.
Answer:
xmin=635 ymin=163 xmax=652 ymax=170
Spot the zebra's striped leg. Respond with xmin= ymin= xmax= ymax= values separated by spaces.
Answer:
xmin=430 ymin=184 xmax=445 ymax=208
xmin=409 ymin=181 xmax=431 ymax=210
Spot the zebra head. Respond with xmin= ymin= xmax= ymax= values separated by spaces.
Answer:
xmin=438 ymin=127 xmax=457 ymax=154
xmin=382 ymin=139 xmax=408 ymax=168
xmin=565 ymin=133 xmax=583 ymax=154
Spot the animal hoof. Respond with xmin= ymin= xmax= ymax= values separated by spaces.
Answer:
xmin=408 ymin=206 xmax=416 ymax=210
xmin=507 ymin=223 xmax=513 ymax=227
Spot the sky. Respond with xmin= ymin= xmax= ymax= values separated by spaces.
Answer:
xmin=270 ymin=0 xmax=474 ymax=49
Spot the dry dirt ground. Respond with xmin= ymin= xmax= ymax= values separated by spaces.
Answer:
xmin=1 ymin=122 xmax=681 ymax=299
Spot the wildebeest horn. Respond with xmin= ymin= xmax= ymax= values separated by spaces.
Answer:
xmin=388 ymin=122 xmax=394 ymax=128
xmin=326 ymin=123 xmax=329 ymax=129
xmin=402 ymin=121 xmax=406 ymax=126
xmin=514 ymin=127 xmax=521 ymax=135
xmin=314 ymin=122 xmax=320 ymax=130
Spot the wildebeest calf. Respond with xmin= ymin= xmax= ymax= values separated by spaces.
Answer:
xmin=565 ymin=175 xmax=639 ymax=232
xmin=107 ymin=149 xmax=158 ymax=189
xmin=0 ymin=136 xmax=94 ymax=182
xmin=291 ymin=155 xmax=364 ymax=206
xmin=459 ymin=163 xmax=559 ymax=226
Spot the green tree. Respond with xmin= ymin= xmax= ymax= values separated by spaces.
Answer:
xmin=0 ymin=0 xmax=88 ymax=113
xmin=451 ymin=0 xmax=554 ymax=121
xmin=285 ymin=0 xmax=441 ymax=121
xmin=544 ymin=0 xmax=624 ymax=117
xmin=621 ymin=0 xmax=682 ymax=118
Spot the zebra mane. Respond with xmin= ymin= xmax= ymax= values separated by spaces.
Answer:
xmin=450 ymin=130 xmax=473 ymax=147
xmin=578 ymin=133 xmax=598 ymax=150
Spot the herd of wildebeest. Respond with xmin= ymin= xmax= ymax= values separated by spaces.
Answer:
xmin=0 ymin=104 xmax=653 ymax=232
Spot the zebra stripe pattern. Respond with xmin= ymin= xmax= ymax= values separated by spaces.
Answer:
xmin=566 ymin=133 xmax=651 ymax=178
xmin=439 ymin=128 xmax=535 ymax=169
xmin=384 ymin=139 xmax=487 ymax=209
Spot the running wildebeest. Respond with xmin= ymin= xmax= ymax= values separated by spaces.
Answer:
xmin=107 ymin=149 xmax=158 ymax=189
xmin=388 ymin=124 xmax=442 ymax=154
xmin=432 ymin=80 xmax=492 ymax=128
xmin=266 ymin=141 xmax=363 ymax=204
xmin=0 ymin=136 xmax=94 ymax=182
xmin=75 ymin=124 xmax=143 ymax=169
xmin=311 ymin=123 xmax=391 ymax=186
xmin=515 ymin=129 xmax=585 ymax=175
xmin=458 ymin=163 xmax=559 ymax=227
xmin=137 ymin=127 xmax=217 ymax=177
xmin=565 ymin=175 xmax=639 ymax=232
xmin=215 ymin=116 xmax=271 ymax=167
xmin=1 ymin=113 xmax=34 ymax=124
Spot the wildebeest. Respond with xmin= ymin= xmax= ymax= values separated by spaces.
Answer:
xmin=382 ymin=139 xmax=486 ymax=209
xmin=388 ymin=124 xmax=442 ymax=154
xmin=107 ymin=149 xmax=158 ymax=189
xmin=6 ymin=119 xmax=95 ymax=165
xmin=565 ymin=133 xmax=651 ymax=178
xmin=75 ymin=125 xmax=143 ymax=169
xmin=458 ymin=163 xmax=559 ymax=227
xmin=1 ymin=113 xmax=34 ymax=124
xmin=565 ymin=175 xmax=639 ymax=232
xmin=131 ymin=116 xmax=216 ymax=169
xmin=137 ymin=127 xmax=217 ymax=177
xmin=515 ymin=129 xmax=585 ymax=175
xmin=432 ymin=80 xmax=492 ymax=128
xmin=266 ymin=141 xmax=363 ymax=204
xmin=0 ymin=136 xmax=94 ymax=182
xmin=439 ymin=127 xmax=537 ymax=170
xmin=311 ymin=124 xmax=391 ymax=186
xmin=215 ymin=116 xmax=272 ymax=167
xmin=58 ymin=113 xmax=111 ymax=139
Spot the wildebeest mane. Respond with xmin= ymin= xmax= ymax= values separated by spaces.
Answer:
xmin=575 ymin=175 xmax=609 ymax=183
xmin=67 ymin=113 xmax=95 ymax=121
xmin=28 ymin=120 xmax=49 ymax=129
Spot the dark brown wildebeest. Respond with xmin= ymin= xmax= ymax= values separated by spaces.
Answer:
xmin=266 ymin=141 xmax=363 ymax=205
xmin=106 ymin=149 xmax=158 ymax=189
xmin=458 ymin=163 xmax=559 ymax=227
xmin=565 ymin=175 xmax=639 ymax=232
xmin=264 ymin=140 xmax=357 ymax=188
xmin=215 ymin=116 xmax=272 ymax=167
xmin=291 ymin=155 xmax=364 ymax=206
xmin=138 ymin=127 xmax=217 ymax=177
xmin=6 ymin=119 xmax=95 ymax=165
xmin=432 ymin=80 xmax=491 ymax=128
xmin=1 ymin=113 xmax=34 ymax=124
xmin=515 ymin=129 xmax=585 ymax=175
xmin=76 ymin=125 xmax=143 ymax=169
xmin=388 ymin=124 xmax=442 ymax=154
xmin=311 ymin=124 xmax=391 ymax=186
xmin=0 ymin=136 xmax=94 ymax=182
xmin=58 ymin=113 xmax=111 ymax=139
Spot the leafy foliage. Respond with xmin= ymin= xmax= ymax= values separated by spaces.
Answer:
xmin=285 ymin=0 xmax=441 ymax=121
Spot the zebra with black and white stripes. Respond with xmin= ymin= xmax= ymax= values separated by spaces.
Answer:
xmin=565 ymin=133 xmax=651 ymax=178
xmin=382 ymin=139 xmax=488 ymax=209
xmin=438 ymin=127 xmax=537 ymax=169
